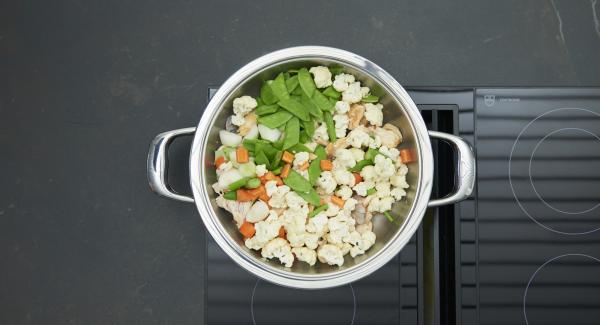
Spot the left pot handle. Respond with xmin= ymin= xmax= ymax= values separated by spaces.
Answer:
xmin=147 ymin=127 xmax=196 ymax=203
xmin=427 ymin=131 xmax=476 ymax=207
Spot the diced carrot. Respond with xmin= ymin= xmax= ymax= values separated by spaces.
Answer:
xmin=281 ymin=164 xmax=291 ymax=178
xmin=262 ymin=172 xmax=284 ymax=185
xmin=258 ymin=192 xmax=270 ymax=202
xmin=331 ymin=195 xmax=345 ymax=208
xmin=353 ymin=172 xmax=363 ymax=184
xmin=320 ymin=159 xmax=332 ymax=171
xmin=300 ymin=161 xmax=310 ymax=171
xmin=236 ymin=146 xmax=249 ymax=163
xmin=278 ymin=226 xmax=286 ymax=239
xmin=239 ymin=221 xmax=256 ymax=238
xmin=215 ymin=156 xmax=226 ymax=168
xmin=400 ymin=148 xmax=416 ymax=164
xmin=282 ymin=151 xmax=294 ymax=164
xmin=236 ymin=189 xmax=257 ymax=202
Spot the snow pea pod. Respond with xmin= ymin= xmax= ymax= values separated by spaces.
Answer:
xmin=349 ymin=159 xmax=373 ymax=172
xmin=278 ymin=98 xmax=310 ymax=121
xmin=298 ymin=68 xmax=316 ymax=98
xmin=271 ymin=73 xmax=290 ymax=101
xmin=308 ymin=159 xmax=321 ymax=186
xmin=296 ymin=188 xmax=321 ymax=206
xmin=322 ymin=86 xmax=341 ymax=99
xmin=257 ymin=111 xmax=293 ymax=129
xmin=260 ymin=81 xmax=278 ymax=105
xmin=285 ymin=75 xmax=299 ymax=92
xmin=323 ymin=111 xmax=337 ymax=142
xmin=255 ymin=104 xmax=279 ymax=116
xmin=308 ymin=204 xmax=329 ymax=218
xmin=362 ymin=94 xmax=379 ymax=103
xmin=282 ymin=117 xmax=300 ymax=150
xmin=283 ymin=169 xmax=313 ymax=192
xmin=312 ymin=90 xmax=334 ymax=112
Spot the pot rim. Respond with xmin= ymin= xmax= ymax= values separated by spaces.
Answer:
xmin=189 ymin=46 xmax=434 ymax=289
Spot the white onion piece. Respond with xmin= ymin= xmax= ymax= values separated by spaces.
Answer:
xmin=246 ymin=200 xmax=270 ymax=223
xmin=244 ymin=124 xmax=259 ymax=140
xmin=258 ymin=124 xmax=281 ymax=142
xmin=219 ymin=130 xmax=242 ymax=147
xmin=218 ymin=169 xmax=243 ymax=189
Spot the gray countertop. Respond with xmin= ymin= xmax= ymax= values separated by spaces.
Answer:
xmin=1 ymin=0 xmax=599 ymax=324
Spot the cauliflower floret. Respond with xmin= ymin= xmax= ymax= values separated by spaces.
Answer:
xmin=332 ymin=73 xmax=355 ymax=92
xmin=390 ymin=174 xmax=410 ymax=189
xmin=292 ymin=247 xmax=317 ymax=266
xmin=342 ymin=82 xmax=363 ymax=103
xmin=374 ymin=124 xmax=403 ymax=148
xmin=303 ymin=233 xmax=320 ymax=249
xmin=343 ymin=197 xmax=358 ymax=211
xmin=343 ymin=231 xmax=362 ymax=246
xmin=353 ymin=181 xmax=375 ymax=196
xmin=255 ymin=164 xmax=267 ymax=177
xmin=313 ymin=123 xmax=329 ymax=143
xmin=306 ymin=213 xmax=329 ymax=235
xmin=233 ymin=96 xmax=257 ymax=116
xmin=374 ymin=154 xmax=396 ymax=179
xmin=334 ymin=148 xmax=356 ymax=168
xmin=261 ymin=238 xmax=294 ymax=267
xmin=333 ymin=168 xmax=356 ymax=186
xmin=293 ymin=151 xmax=310 ymax=169
xmin=317 ymin=171 xmax=337 ymax=194
xmin=231 ymin=114 xmax=246 ymax=126
xmin=246 ymin=200 xmax=270 ymax=223
xmin=285 ymin=191 xmax=308 ymax=210
xmin=325 ymin=203 xmax=340 ymax=216
xmin=349 ymin=231 xmax=376 ymax=258
xmin=287 ymin=231 xmax=308 ymax=248
xmin=327 ymin=214 xmax=354 ymax=244
xmin=360 ymin=165 xmax=377 ymax=182
xmin=265 ymin=180 xmax=279 ymax=197
xmin=349 ymin=148 xmax=365 ymax=161
xmin=369 ymin=135 xmax=382 ymax=149
xmin=336 ymin=186 xmax=353 ymax=200
xmin=282 ymin=207 xmax=308 ymax=234
xmin=346 ymin=128 xmax=371 ymax=148
xmin=364 ymin=103 xmax=383 ymax=126
xmin=379 ymin=146 xmax=400 ymax=161
xmin=360 ymin=86 xmax=370 ymax=97
xmin=397 ymin=163 xmax=409 ymax=176
xmin=269 ymin=185 xmax=291 ymax=208
xmin=367 ymin=196 xmax=394 ymax=213
xmin=333 ymin=114 xmax=349 ymax=138
xmin=318 ymin=244 xmax=344 ymax=266
xmin=339 ymin=242 xmax=352 ymax=255
xmin=244 ymin=217 xmax=282 ymax=250
xmin=335 ymin=101 xmax=350 ymax=114
xmin=309 ymin=66 xmax=332 ymax=88
xmin=211 ymin=182 xmax=223 ymax=194
xmin=391 ymin=187 xmax=407 ymax=200
xmin=375 ymin=182 xmax=391 ymax=198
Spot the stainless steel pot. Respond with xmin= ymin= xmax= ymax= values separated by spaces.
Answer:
xmin=147 ymin=46 xmax=475 ymax=289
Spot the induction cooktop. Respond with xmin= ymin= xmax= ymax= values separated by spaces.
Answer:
xmin=196 ymin=87 xmax=600 ymax=325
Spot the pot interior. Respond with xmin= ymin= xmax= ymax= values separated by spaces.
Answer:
xmin=202 ymin=57 xmax=422 ymax=275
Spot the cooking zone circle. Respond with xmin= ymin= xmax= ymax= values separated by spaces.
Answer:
xmin=509 ymin=107 xmax=600 ymax=235
xmin=251 ymin=279 xmax=356 ymax=325
xmin=523 ymin=254 xmax=600 ymax=325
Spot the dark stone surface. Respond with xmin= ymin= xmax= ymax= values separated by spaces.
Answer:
xmin=1 ymin=0 xmax=599 ymax=324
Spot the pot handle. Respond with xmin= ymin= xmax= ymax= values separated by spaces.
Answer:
xmin=427 ymin=131 xmax=476 ymax=207
xmin=147 ymin=127 xmax=196 ymax=203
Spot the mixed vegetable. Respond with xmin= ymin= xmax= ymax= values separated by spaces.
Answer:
xmin=213 ymin=66 xmax=415 ymax=267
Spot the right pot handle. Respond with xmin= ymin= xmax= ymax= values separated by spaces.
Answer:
xmin=427 ymin=131 xmax=476 ymax=208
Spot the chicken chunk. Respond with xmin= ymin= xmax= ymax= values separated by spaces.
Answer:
xmin=237 ymin=112 xmax=257 ymax=136
xmin=374 ymin=123 xmax=403 ymax=148
xmin=348 ymin=104 xmax=365 ymax=130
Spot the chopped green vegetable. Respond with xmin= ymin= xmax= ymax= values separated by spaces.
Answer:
xmin=312 ymin=90 xmax=334 ymax=112
xmin=277 ymin=98 xmax=310 ymax=121
xmin=283 ymin=117 xmax=300 ymax=150
xmin=384 ymin=211 xmax=394 ymax=222
xmin=257 ymin=111 xmax=293 ymax=128
xmin=328 ymin=66 xmax=344 ymax=75
xmin=322 ymin=86 xmax=341 ymax=99
xmin=272 ymin=166 xmax=282 ymax=175
xmin=314 ymin=145 xmax=327 ymax=160
xmin=288 ymin=69 xmax=299 ymax=74
xmin=291 ymin=84 xmax=304 ymax=96
xmin=254 ymin=151 xmax=270 ymax=168
xmin=309 ymin=204 xmax=329 ymax=218
xmin=300 ymin=95 xmax=323 ymax=120
xmin=271 ymin=151 xmax=283 ymax=168
xmin=299 ymin=130 xmax=310 ymax=143
xmin=255 ymin=104 xmax=279 ymax=116
xmin=271 ymin=73 xmax=290 ymax=101
xmin=289 ymin=143 xmax=312 ymax=153
xmin=228 ymin=177 xmax=249 ymax=191
xmin=302 ymin=119 xmax=315 ymax=137
xmin=283 ymin=169 xmax=313 ymax=192
xmin=285 ymin=75 xmax=299 ymax=92
xmin=255 ymin=142 xmax=278 ymax=161
xmin=260 ymin=81 xmax=278 ymax=105
xmin=256 ymin=97 xmax=264 ymax=106
xmin=308 ymin=159 xmax=321 ymax=185
xmin=362 ymin=94 xmax=379 ymax=103
xmin=223 ymin=191 xmax=237 ymax=200
xmin=296 ymin=187 xmax=321 ymax=206
xmin=245 ymin=178 xmax=261 ymax=189
xmin=238 ymin=162 xmax=257 ymax=177
xmin=366 ymin=187 xmax=377 ymax=196
xmin=323 ymin=111 xmax=337 ymax=142
xmin=365 ymin=148 xmax=380 ymax=161
xmin=349 ymin=159 xmax=373 ymax=172
xmin=298 ymin=68 xmax=316 ymax=98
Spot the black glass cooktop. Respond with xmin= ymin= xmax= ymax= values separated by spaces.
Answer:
xmin=199 ymin=88 xmax=600 ymax=325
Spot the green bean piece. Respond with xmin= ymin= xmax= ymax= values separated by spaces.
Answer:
xmin=322 ymin=86 xmax=341 ymax=99
xmin=285 ymin=75 xmax=299 ymax=92
xmin=289 ymin=143 xmax=312 ymax=153
xmin=314 ymin=145 xmax=327 ymax=160
xmin=308 ymin=159 xmax=321 ymax=186
xmin=366 ymin=187 xmax=377 ymax=196
xmin=223 ymin=191 xmax=237 ymax=200
xmin=283 ymin=117 xmax=300 ymax=150
xmin=296 ymin=188 xmax=321 ymax=206
xmin=384 ymin=211 xmax=394 ymax=222
xmin=255 ymin=104 xmax=279 ymax=116
xmin=298 ymin=68 xmax=316 ymax=98
xmin=328 ymin=66 xmax=344 ymax=75
xmin=277 ymin=98 xmax=310 ymax=121
xmin=362 ymin=94 xmax=379 ymax=103
xmin=245 ymin=178 xmax=261 ymax=189
xmin=365 ymin=147 xmax=380 ymax=161
xmin=282 ymin=169 xmax=313 ymax=192
xmin=302 ymin=119 xmax=315 ymax=137
xmin=312 ymin=90 xmax=334 ymax=112
xmin=349 ymin=159 xmax=374 ymax=172
xmin=260 ymin=81 xmax=278 ymax=105
xmin=271 ymin=73 xmax=290 ymax=101
xmin=228 ymin=177 xmax=249 ymax=191
xmin=308 ymin=204 xmax=329 ymax=218
xmin=271 ymin=166 xmax=282 ymax=175
xmin=257 ymin=110 xmax=293 ymax=129
xmin=323 ymin=111 xmax=337 ymax=142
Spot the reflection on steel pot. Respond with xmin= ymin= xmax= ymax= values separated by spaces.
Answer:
xmin=147 ymin=46 xmax=475 ymax=289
